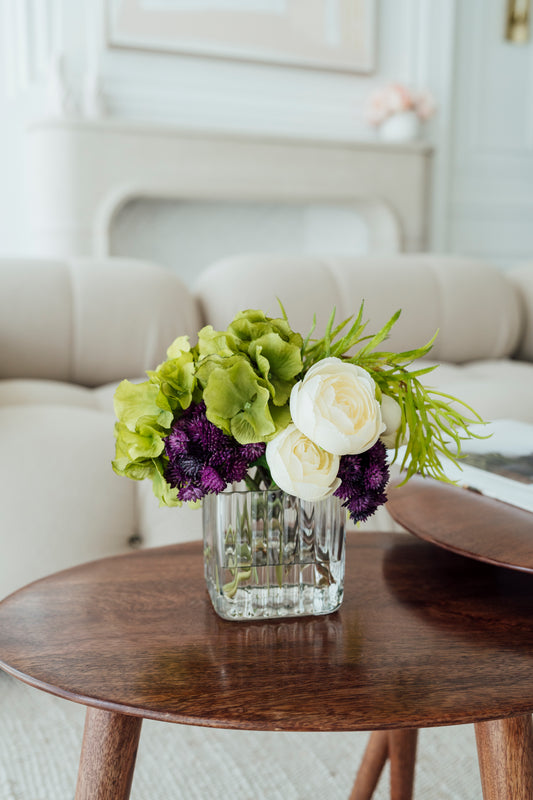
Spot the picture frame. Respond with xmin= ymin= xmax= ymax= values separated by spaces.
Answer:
xmin=107 ymin=0 xmax=377 ymax=74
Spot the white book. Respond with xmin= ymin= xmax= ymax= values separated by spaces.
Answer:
xmin=441 ymin=419 xmax=533 ymax=513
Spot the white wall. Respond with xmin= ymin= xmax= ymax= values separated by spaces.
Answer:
xmin=0 ymin=0 xmax=453 ymax=254
xmin=6 ymin=0 xmax=529 ymax=270
xmin=99 ymin=0 xmax=445 ymax=139
xmin=447 ymin=0 xmax=533 ymax=269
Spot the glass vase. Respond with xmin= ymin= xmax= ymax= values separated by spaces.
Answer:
xmin=203 ymin=489 xmax=346 ymax=621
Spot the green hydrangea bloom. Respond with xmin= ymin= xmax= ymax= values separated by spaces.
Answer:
xmin=196 ymin=310 xmax=302 ymax=443
xmin=196 ymin=354 xmax=274 ymax=444
xmin=112 ymin=336 xmax=201 ymax=506
xmin=113 ymin=311 xmax=303 ymax=495
xmin=112 ymin=375 xmax=184 ymax=506
xmin=112 ymin=424 xmax=158 ymax=480
xmin=147 ymin=336 xmax=197 ymax=412
xmin=196 ymin=326 xmax=239 ymax=358
xmin=228 ymin=311 xmax=303 ymax=404
xmin=113 ymin=380 xmax=172 ymax=444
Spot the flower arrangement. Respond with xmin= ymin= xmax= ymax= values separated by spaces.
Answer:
xmin=112 ymin=304 xmax=480 ymax=525
xmin=366 ymin=82 xmax=436 ymax=127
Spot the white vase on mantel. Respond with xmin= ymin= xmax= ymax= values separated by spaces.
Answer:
xmin=378 ymin=111 xmax=420 ymax=143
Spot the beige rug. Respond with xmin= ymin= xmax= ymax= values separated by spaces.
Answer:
xmin=0 ymin=672 xmax=482 ymax=799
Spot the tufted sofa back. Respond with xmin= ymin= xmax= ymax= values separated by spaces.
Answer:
xmin=1 ymin=255 xmax=528 ymax=389
xmin=195 ymin=254 xmax=524 ymax=364
xmin=0 ymin=257 xmax=201 ymax=386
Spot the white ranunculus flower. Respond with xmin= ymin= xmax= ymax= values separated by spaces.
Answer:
xmin=290 ymin=357 xmax=385 ymax=456
xmin=380 ymin=394 xmax=405 ymax=449
xmin=265 ymin=424 xmax=340 ymax=502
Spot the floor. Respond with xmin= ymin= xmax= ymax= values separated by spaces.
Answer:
xmin=0 ymin=672 xmax=482 ymax=800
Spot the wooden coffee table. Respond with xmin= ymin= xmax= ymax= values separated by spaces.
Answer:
xmin=1 ymin=528 xmax=533 ymax=799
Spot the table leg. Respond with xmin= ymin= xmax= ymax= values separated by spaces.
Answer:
xmin=389 ymin=729 xmax=418 ymax=800
xmin=75 ymin=707 xmax=142 ymax=800
xmin=475 ymin=715 xmax=533 ymax=800
xmin=349 ymin=729 xmax=418 ymax=800
xmin=349 ymin=730 xmax=389 ymax=800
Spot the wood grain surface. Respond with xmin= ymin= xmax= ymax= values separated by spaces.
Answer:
xmin=2 ymin=534 xmax=533 ymax=732
xmin=386 ymin=475 xmax=533 ymax=572
xmin=349 ymin=730 xmax=389 ymax=800
xmin=75 ymin=708 xmax=141 ymax=800
xmin=475 ymin=715 xmax=533 ymax=800
xmin=389 ymin=729 xmax=418 ymax=800
xmin=349 ymin=729 xmax=418 ymax=800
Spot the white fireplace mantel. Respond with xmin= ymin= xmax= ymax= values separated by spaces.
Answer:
xmin=26 ymin=118 xmax=433 ymax=258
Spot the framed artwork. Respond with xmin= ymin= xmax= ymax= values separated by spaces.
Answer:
xmin=107 ymin=0 xmax=377 ymax=73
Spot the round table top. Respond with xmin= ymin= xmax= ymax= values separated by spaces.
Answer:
xmin=2 ymin=533 xmax=533 ymax=732
xmin=386 ymin=476 xmax=533 ymax=573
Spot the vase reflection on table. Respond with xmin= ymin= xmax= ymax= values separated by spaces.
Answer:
xmin=203 ymin=489 xmax=346 ymax=621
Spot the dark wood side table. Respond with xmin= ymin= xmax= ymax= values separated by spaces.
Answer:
xmin=2 ymin=533 xmax=533 ymax=799
xmin=386 ymin=474 xmax=533 ymax=573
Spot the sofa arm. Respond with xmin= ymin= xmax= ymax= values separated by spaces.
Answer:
xmin=508 ymin=265 xmax=533 ymax=362
xmin=0 ymin=257 xmax=202 ymax=386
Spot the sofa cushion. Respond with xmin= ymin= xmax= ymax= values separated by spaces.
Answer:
xmin=0 ymin=378 xmax=99 ymax=409
xmin=0 ymin=377 xmax=148 ymax=417
xmin=195 ymin=254 xmax=522 ymax=364
xmin=422 ymin=358 xmax=533 ymax=424
xmin=0 ymin=405 xmax=137 ymax=598
xmin=135 ymin=480 xmax=203 ymax=549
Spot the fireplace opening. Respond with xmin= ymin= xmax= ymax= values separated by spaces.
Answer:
xmin=109 ymin=197 xmax=400 ymax=285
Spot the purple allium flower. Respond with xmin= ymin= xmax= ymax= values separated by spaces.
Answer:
xmin=334 ymin=441 xmax=389 ymax=523
xmin=164 ymin=402 xmax=265 ymax=501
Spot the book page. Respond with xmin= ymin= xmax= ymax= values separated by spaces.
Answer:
xmin=442 ymin=419 xmax=533 ymax=513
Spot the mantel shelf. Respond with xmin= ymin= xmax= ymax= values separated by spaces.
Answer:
xmin=29 ymin=116 xmax=433 ymax=155
xmin=26 ymin=116 xmax=433 ymax=257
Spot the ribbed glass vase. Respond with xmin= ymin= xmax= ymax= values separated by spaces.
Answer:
xmin=203 ymin=489 xmax=346 ymax=621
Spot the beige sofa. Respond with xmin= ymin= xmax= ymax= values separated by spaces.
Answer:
xmin=1 ymin=253 xmax=532 ymax=599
